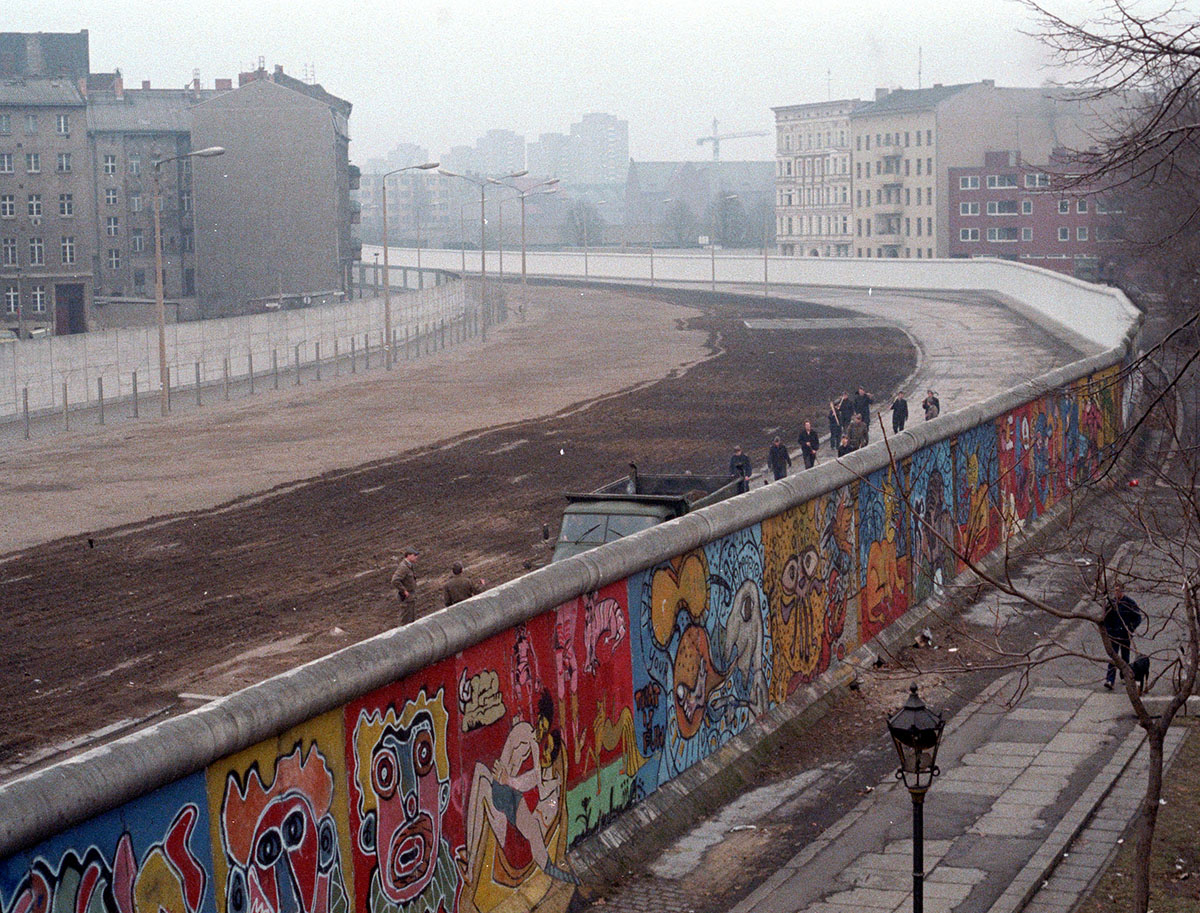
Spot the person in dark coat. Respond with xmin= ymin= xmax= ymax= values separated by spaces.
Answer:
xmin=837 ymin=434 xmax=854 ymax=457
xmin=922 ymin=390 xmax=941 ymax=421
xmin=444 ymin=562 xmax=485 ymax=607
xmin=827 ymin=403 xmax=842 ymax=453
xmin=391 ymin=547 xmax=420 ymax=624
xmin=852 ymin=386 xmax=873 ymax=423
xmin=836 ymin=392 xmax=855 ymax=430
xmin=891 ymin=392 xmax=909 ymax=433
xmin=798 ymin=421 xmax=821 ymax=469
xmin=846 ymin=414 xmax=869 ymax=451
xmin=767 ymin=437 xmax=792 ymax=480
xmin=1102 ymin=580 xmax=1143 ymax=689
xmin=729 ymin=445 xmax=752 ymax=491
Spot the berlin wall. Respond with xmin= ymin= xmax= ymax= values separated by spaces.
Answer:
xmin=0 ymin=257 xmax=1139 ymax=913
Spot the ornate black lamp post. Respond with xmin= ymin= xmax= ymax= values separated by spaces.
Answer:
xmin=887 ymin=683 xmax=945 ymax=913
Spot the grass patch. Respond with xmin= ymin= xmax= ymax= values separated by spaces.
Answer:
xmin=1077 ymin=718 xmax=1200 ymax=912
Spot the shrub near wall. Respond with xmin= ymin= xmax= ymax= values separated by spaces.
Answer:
xmin=0 ymin=360 xmax=1126 ymax=913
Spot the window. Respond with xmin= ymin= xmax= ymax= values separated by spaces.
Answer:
xmin=916 ymin=219 xmax=922 ymax=236
xmin=55 ymin=152 xmax=71 ymax=173
xmin=916 ymin=158 xmax=922 ymax=176
xmin=987 ymin=227 xmax=1020 ymax=241
xmin=960 ymin=228 xmax=980 ymax=241
xmin=130 ymin=193 xmax=141 ymax=212
xmin=105 ymin=188 xmax=118 ymax=206
xmin=1021 ymin=227 xmax=1033 ymax=241
xmin=1025 ymin=173 xmax=1049 ymax=188
xmin=181 ymin=230 xmax=193 ymax=252
xmin=927 ymin=217 xmax=932 ymax=235
xmin=1058 ymin=200 xmax=1070 ymax=214
xmin=0 ymin=195 xmax=12 ymax=218
xmin=905 ymin=131 xmax=910 ymax=146
xmin=959 ymin=175 xmax=979 ymax=190
xmin=134 ymin=269 xmax=146 ymax=287
xmin=0 ymin=114 xmax=9 ymax=134
xmin=916 ymin=131 xmax=922 ymax=146
xmin=1077 ymin=200 xmax=1088 ymax=213
xmin=1058 ymin=227 xmax=1070 ymax=241
xmin=987 ymin=174 xmax=1018 ymax=188
xmin=987 ymin=200 xmax=1019 ymax=215
xmin=960 ymin=201 xmax=979 ymax=215
xmin=0 ymin=153 xmax=11 ymax=173
xmin=103 ymin=154 xmax=117 ymax=176
xmin=58 ymin=193 xmax=73 ymax=216
xmin=25 ymin=153 xmax=40 ymax=174
xmin=128 ymin=155 xmax=140 ymax=175
xmin=905 ymin=187 xmax=911 ymax=205
xmin=24 ymin=114 xmax=37 ymax=134
xmin=61 ymin=235 xmax=75 ymax=264
xmin=1 ymin=238 xmax=16 ymax=265
xmin=1077 ymin=226 xmax=1088 ymax=240
xmin=904 ymin=158 xmax=910 ymax=176
xmin=29 ymin=237 xmax=44 ymax=265
xmin=3 ymin=286 xmax=16 ymax=314
xmin=926 ymin=130 xmax=932 ymax=145
xmin=106 ymin=216 xmax=119 ymax=236
xmin=107 ymin=248 xmax=121 ymax=270
xmin=927 ymin=157 xmax=932 ymax=175
xmin=31 ymin=285 xmax=45 ymax=313
xmin=27 ymin=194 xmax=41 ymax=217
xmin=1021 ymin=200 xmax=1032 ymax=214
xmin=131 ymin=229 xmax=144 ymax=253
xmin=56 ymin=114 xmax=69 ymax=134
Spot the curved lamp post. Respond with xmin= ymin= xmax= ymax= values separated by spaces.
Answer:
xmin=154 ymin=145 xmax=224 ymax=416
xmin=887 ymin=683 xmax=945 ymax=913
xmin=710 ymin=192 xmax=738 ymax=292
xmin=488 ymin=178 xmax=559 ymax=292
xmin=439 ymin=168 xmax=527 ymax=327
xmin=381 ymin=161 xmax=439 ymax=369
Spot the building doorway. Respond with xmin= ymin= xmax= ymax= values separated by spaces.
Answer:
xmin=54 ymin=284 xmax=87 ymax=334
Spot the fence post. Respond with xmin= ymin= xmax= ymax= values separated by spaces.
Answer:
xmin=294 ymin=344 xmax=302 ymax=386
xmin=249 ymin=352 xmax=255 ymax=395
xmin=364 ymin=333 xmax=370 ymax=370
xmin=334 ymin=339 xmax=340 ymax=377
xmin=405 ymin=325 xmax=410 ymax=360
xmin=196 ymin=362 xmax=203 ymax=407
xmin=223 ymin=357 xmax=230 ymax=401
xmin=166 ymin=367 xmax=172 ymax=412
xmin=62 ymin=382 xmax=69 ymax=431
xmin=315 ymin=342 xmax=321 ymax=381
xmin=273 ymin=349 xmax=279 ymax=390
xmin=351 ymin=336 xmax=356 ymax=373
xmin=440 ymin=319 xmax=445 ymax=350
xmin=98 ymin=377 xmax=105 ymax=425
xmin=23 ymin=387 xmax=30 ymax=439
xmin=132 ymin=370 xmax=138 ymax=418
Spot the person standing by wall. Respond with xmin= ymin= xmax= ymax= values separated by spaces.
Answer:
xmin=767 ymin=437 xmax=792 ymax=480
xmin=798 ymin=421 xmax=821 ymax=469
xmin=444 ymin=562 xmax=485 ymax=607
xmin=391 ymin=547 xmax=420 ymax=624
xmin=827 ymin=401 xmax=843 ymax=453
xmin=852 ymin=386 xmax=873 ymax=424
xmin=922 ymin=390 xmax=941 ymax=421
xmin=846 ymin=413 xmax=869 ymax=451
xmin=729 ymin=445 xmax=753 ymax=492
xmin=891 ymin=392 xmax=909 ymax=433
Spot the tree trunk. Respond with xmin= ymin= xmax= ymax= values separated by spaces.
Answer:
xmin=1132 ymin=726 xmax=1166 ymax=913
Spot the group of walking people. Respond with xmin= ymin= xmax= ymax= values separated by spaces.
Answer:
xmin=730 ymin=386 xmax=945 ymax=486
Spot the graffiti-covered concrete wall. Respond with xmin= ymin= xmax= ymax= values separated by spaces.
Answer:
xmin=0 ymin=264 xmax=1138 ymax=913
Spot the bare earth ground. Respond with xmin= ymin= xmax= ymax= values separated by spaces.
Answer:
xmin=0 ymin=283 xmax=915 ymax=773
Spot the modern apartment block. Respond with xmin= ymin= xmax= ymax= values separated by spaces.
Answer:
xmin=947 ymin=150 xmax=1124 ymax=280
xmin=772 ymin=99 xmax=856 ymax=257
xmin=1 ymin=34 xmax=94 ymax=336
xmin=570 ymin=113 xmax=629 ymax=185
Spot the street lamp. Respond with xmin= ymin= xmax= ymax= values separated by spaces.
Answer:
xmin=583 ymin=200 xmax=606 ymax=278
xmin=887 ymin=684 xmax=945 ymax=913
xmin=154 ymin=145 xmax=224 ymax=416
xmin=381 ymin=161 xmax=439 ymax=369
xmin=415 ymin=200 xmax=446 ymax=287
xmin=711 ymin=193 xmax=737 ymax=293
xmin=489 ymin=177 xmax=559 ymax=294
xmin=650 ymin=197 xmax=673 ymax=287
xmin=440 ymin=168 xmax=527 ymax=326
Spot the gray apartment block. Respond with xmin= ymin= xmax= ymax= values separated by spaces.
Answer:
xmin=191 ymin=75 xmax=353 ymax=317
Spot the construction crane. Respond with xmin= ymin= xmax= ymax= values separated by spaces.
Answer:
xmin=697 ymin=118 xmax=769 ymax=165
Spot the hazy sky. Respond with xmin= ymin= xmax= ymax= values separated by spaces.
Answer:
xmin=12 ymin=0 xmax=1100 ymax=164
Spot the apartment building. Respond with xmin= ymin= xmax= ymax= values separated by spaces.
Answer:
xmin=772 ymin=99 xmax=856 ymax=257
xmin=947 ymin=150 xmax=1124 ymax=280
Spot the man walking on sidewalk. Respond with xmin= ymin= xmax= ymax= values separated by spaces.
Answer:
xmin=768 ymin=437 xmax=792 ymax=480
xmin=1102 ymin=580 xmax=1143 ymax=689
xmin=798 ymin=421 xmax=821 ymax=469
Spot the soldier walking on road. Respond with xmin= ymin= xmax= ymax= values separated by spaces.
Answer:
xmin=767 ymin=437 xmax=792 ymax=480
xmin=444 ymin=562 xmax=486 ymax=607
xmin=391 ymin=547 xmax=420 ymax=624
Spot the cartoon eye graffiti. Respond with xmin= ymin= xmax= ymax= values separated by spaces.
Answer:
xmin=255 ymin=827 xmax=283 ymax=868
xmin=359 ymin=811 xmax=377 ymax=853
xmin=781 ymin=555 xmax=799 ymax=593
xmin=414 ymin=729 xmax=434 ymax=776
xmin=318 ymin=818 xmax=337 ymax=872
xmin=227 ymin=868 xmax=247 ymax=913
xmin=282 ymin=808 xmax=306 ymax=849
xmin=372 ymin=749 xmax=397 ymax=798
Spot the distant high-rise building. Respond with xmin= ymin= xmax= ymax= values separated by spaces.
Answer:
xmin=527 ymin=131 xmax=576 ymax=183
xmin=475 ymin=128 xmax=524 ymax=177
xmin=570 ymin=112 xmax=628 ymax=185
xmin=441 ymin=144 xmax=480 ymax=176
xmin=384 ymin=142 xmax=430 ymax=170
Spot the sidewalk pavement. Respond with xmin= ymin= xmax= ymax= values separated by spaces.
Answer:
xmin=729 ymin=638 xmax=1189 ymax=913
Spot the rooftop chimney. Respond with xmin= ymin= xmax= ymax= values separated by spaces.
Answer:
xmin=141 ymin=80 xmax=151 ymax=90
xmin=215 ymin=77 xmax=232 ymax=91
xmin=875 ymin=87 xmax=889 ymax=101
